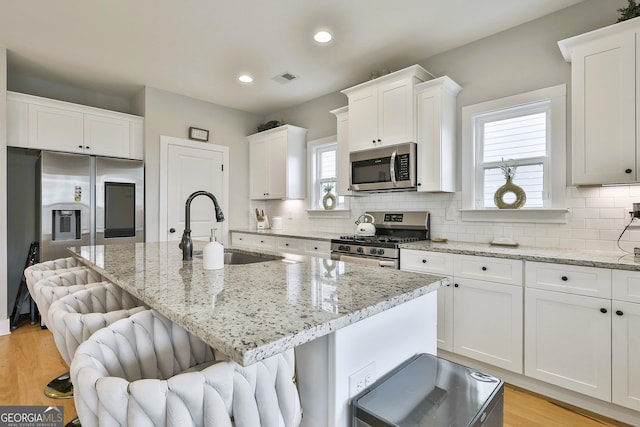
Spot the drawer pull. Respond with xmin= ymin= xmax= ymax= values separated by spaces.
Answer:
xmin=314 ymin=247 xmax=318 ymax=250
xmin=454 ymin=283 xmax=459 ymax=288
xmin=600 ymin=308 xmax=608 ymax=314
xmin=285 ymin=243 xmax=289 ymax=246
xmin=561 ymin=276 xmax=568 ymax=281
xmin=626 ymin=168 xmax=633 ymax=174
xmin=481 ymin=266 xmax=487 ymax=271
xmin=616 ymin=310 xmax=624 ymax=316
xmin=422 ymin=259 xmax=427 ymax=263
xmin=260 ymin=240 xmax=264 ymax=243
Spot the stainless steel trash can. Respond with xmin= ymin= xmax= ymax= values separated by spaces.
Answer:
xmin=352 ymin=353 xmax=504 ymax=427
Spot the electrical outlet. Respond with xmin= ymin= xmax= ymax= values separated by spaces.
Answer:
xmin=630 ymin=217 xmax=640 ymax=228
xmin=349 ymin=362 xmax=376 ymax=396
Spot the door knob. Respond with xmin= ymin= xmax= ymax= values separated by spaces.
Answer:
xmin=169 ymin=228 xmax=176 ymax=233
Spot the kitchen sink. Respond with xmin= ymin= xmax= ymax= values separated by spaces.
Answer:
xmin=193 ymin=249 xmax=281 ymax=265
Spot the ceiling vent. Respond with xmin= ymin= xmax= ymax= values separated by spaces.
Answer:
xmin=272 ymin=72 xmax=298 ymax=84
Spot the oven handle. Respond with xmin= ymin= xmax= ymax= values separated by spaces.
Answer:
xmin=390 ymin=150 xmax=397 ymax=185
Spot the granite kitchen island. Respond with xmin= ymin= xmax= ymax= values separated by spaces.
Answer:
xmin=69 ymin=242 xmax=448 ymax=427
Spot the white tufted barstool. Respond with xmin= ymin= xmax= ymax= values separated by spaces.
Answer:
xmin=47 ymin=283 xmax=148 ymax=367
xmin=31 ymin=267 xmax=111 ymax=399
xmin=71 ymin=309 xmax=302 ymax=427
xmin=24 ymin=257 xmax=86 ymax=299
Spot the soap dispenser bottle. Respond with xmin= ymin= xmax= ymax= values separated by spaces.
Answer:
xmin=203 ymin=229 xmax=224 ymax=270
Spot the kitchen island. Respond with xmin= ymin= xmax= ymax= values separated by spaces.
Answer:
xmin=69 ymin=242 xmax=448 ymax=427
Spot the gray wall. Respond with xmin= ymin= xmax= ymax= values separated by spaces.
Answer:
xmin=142 ymin=87 xmax=262 ymax=242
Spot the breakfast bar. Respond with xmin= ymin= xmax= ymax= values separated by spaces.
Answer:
xmin=68 ymin=242 xmax=448 ymax=427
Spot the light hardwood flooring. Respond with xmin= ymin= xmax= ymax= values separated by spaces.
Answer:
xmin=0 ymin=321 xmax=631 ymax=427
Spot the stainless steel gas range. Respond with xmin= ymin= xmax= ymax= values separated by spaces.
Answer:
xmin=330 ymin=211 xmax=430 ymax=269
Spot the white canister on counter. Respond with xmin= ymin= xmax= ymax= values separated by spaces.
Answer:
xmin=203 ymin=229 xmax=224 ymax=270
xmin=271 ymin=216 xmax=283 ymax=230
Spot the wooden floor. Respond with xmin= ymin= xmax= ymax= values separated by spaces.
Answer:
xmin=0 ymin=321 xmax=630 ymax=427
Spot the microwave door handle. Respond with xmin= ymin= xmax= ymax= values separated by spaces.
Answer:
xmin=390 ymin=150 xmax=397 ymax=184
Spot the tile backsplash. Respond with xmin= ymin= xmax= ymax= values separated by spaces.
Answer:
xmin=251 ymin=185 xmax=640 ymax=254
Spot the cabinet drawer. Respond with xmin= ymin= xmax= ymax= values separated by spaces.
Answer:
xmin=231 ymin=233 xmax=276 ymax=251
xmin=400 ymin=249 xmax=453 ymax=275
xmin=453 ymin=254 xmax=523 ymax=286
xmin=612 ymin=269 xmax=640 ymax=303
xmin=526 ymin=261 xmax=611 ymax=298
xmin=277 ymin=237 xmax=303 ymax=253
xmin=231 ymin=233 xmax=253 ymax=248
xmin=304 ymin=240 xmax=331 ymax=257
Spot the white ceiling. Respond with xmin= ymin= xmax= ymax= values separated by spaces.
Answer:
xmin=0 ymin=0 xmax=585 ymax=115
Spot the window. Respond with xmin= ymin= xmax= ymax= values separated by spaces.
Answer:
xmin=462 ymin=85 xmax=566 ymax=216
xmin=308 ymin=137 xmax=345 ymax=210
xmin=475 ymin=103 xmax=549 ymax=208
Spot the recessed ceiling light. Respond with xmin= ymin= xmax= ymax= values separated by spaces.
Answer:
xmin=238 ymin=74 xmax=254 ymax=83
xmin=314 ymin=30 xmax=332 ymax=43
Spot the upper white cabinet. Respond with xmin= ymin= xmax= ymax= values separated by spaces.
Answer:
xmin=248 ymin=125 xmax=307 ymax=200
xmin=330 ymin=106 xmax=353 ymax=197
xmin=415 ymin=76 xmax=460 ymax=192
xmin=7 ymin=91 xmax=144 ymax=160
xmin=558 ymin=18 xmax=639 ymax=185
xmin=341 ymin=65 xmax=432 ymax=152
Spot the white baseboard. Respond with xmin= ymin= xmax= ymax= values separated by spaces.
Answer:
xmin=0 ymin=317 xmax=10 ymax=336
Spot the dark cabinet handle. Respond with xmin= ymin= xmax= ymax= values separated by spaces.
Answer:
xmin=78 ymin=145 xmax=83 ymax=148
xmin=422 ymin=259 xmax=427 ymax=263
xmin=85 ymin=146 xmax=90 ymax=149
xmin=561 ymin=276 xmax=568 ymax=281
xmin=169 ymin=228 xmax=176 ymax=233
xmin=372 ymin=140 xmax=376 ymax=144
xmin=616 ymin=310 xmax=624 ymax=316
xmin=626 ymin=168 xmax=633 ymax=174
xmin=600 ymin=308 xmax=608 ymax=314
xmin=481 ymin=266 xmax=487 ymax=271
xmin=285 ymin=243 xmax=289 ymax=246
xmin=454 ymin=283 xmax=459 ymax=288
xmin=377 ymin=139 xmax=382 ymax=143
xmin=417 ymin=183 xmax=422 ymax=187
xmin=314 ymin=247 xmax=318 ymax=250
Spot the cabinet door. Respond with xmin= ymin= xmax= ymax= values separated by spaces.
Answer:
xmin=334 ymin=108 xmax=352 ymax=196
xmin=612 ymin=300 xmax=640 ymax=411
xmin=571 ymin=30 xmax=636 ymax=184
xmin=84 ymin=113 xmax=131 ymax=158
xmin=348 ymin=86 xmax=378 ymax=151
xmin=378 ymin=78 xmax=414 ymax=146
xmin=524 ymin=288 xmax=611 ymax=400
xmin=453 ymin=278 xmax=523 ymax=373
xmin=249 ymin=139 xmax=269 ymax=199
xmin=28 ymin=103 xmax=84 ymax=153
xmin=437 ymin=280 xmax=454 ymax=352
xmin=277 ymin=237 xmax=303 ymax=254
xmin=265 ymin=133 xmax=287 ymax=199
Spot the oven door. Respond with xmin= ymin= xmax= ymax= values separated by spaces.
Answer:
xmin=332 ymin=253 xmax=398 ymax=269
xmin=350 ymin=142 xmax=416 ymax=191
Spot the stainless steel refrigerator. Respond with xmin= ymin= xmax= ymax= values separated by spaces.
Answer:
xmin=37 ymin=151 xmax=144 ymax=262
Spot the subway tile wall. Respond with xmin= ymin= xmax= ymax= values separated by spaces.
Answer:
xmin=252 ymin=185 xmax=640 ymax=254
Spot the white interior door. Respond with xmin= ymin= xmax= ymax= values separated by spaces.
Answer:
xmin=160 ymin=136 xmax=229 ymax=244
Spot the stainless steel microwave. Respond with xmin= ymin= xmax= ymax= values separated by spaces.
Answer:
xmin=350 ymin=142 xmax=417 ymax=191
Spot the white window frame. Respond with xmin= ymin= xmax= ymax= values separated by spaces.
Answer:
xmin=307 ymin=136 xmax=347 ymax=212
xmin=461 ymin=84 xmax=568 ymax=223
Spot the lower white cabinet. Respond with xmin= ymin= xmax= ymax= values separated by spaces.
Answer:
xmin=612 ymin=269 xmax=640 ymax=411
xmin=524 ymin=287 xmax=612 ymax=400
xmin=453 ymin=277 xmax=523 ymax=373
xmin=231 ymin=232 xmax=330 ymax=258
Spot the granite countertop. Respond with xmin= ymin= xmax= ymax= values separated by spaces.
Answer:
xmin=230 ymin=228 xmax=337 ymax=241
xmin=69 ymin=242 xmax=447 ymax=366
xmin=401 ymin=240 xmax=640 ymax=271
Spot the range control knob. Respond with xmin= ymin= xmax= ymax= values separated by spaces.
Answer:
xmin=377 ymin=249 xmax=385 ymax=255
xmin=369 ymin=248 xmax=377 ymax=255
xmin=356 ymin=247 xmax=364 ymax=253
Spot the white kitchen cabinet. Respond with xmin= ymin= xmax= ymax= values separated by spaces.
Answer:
xmin=400 ymin=249 xmax=454 ymax=351
xmin=7 ymin=91 xmax=144 ymax=160
xmin=230 ymin=231 xmax=330 ymax=258
xmin=558 ymin=18 xmax=639 ymax=185
xmin=453 ymin=277 xmax=523 ymax=373
xmin=330 ymin=106 xmax=352 ymax=196
xmin=612 ymin=269 xmax=640 ymax=411
xmin=415 ymin=76 xmax=460 ymax=192
xmin=526 ymin=261 xmax=611 ymax=298
xmin=453 ymin=254 xmax=523 ymax=286
xmin=248 ymin=125 xmax=307 ymax=200
xmin=230 ymin=232 xmax=276 ymax=251
xmin=524 ymin=287 xmax=611 ymax=400
xmin=341 ymin=65 xmax=431 ymax=152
